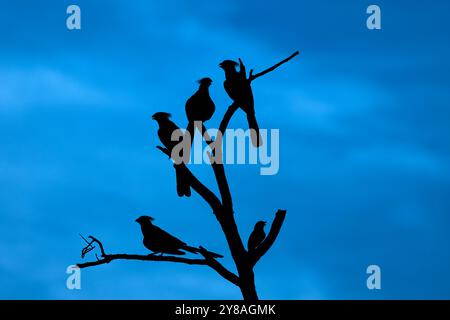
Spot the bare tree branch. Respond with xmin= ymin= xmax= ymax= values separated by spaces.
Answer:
xmin=205 ymin=103 xmax=239 ymax=212
xmin=77 ymin=238 xmax=240 ymax=287
xmin=249 ymin=51 xmax=299 ymax=82
xmin=157 ymin=146 xmax=222 ymax=215
xmin=77 ymin=253 xmax=207 ymax=268
xmin=183 ymin=164 xmax=222 ymax=214
xmin=199 ymin=246 xmax=240 ymax=286
xmin=203 ymin=107 xmax=250 ymax=292
xmin=186 ymin=105 xmax=237 ymax=214
xmin=219 ymin=103 xmax=239 ymax=137
xmin=78 ymin=253 xmax=240 ymax=287
xmin=211 ymin=162 xmax=233 ymax=213
xmin=250 ymin=209 xmax=287 ymax=266
xmin=156 ymin=113 xmax=247 ymax=286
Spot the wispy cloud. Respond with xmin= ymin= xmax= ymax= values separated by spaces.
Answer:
xmin=0 ymin=67 xmax=110 ymax=112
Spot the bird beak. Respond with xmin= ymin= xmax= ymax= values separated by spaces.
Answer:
xmin=263 ymin=221 xmax=267 ymax=225
xmin=219 ymin=62 xmax=224 ymax=68
xmin=151 ymin=115 xmax=156 ymax=120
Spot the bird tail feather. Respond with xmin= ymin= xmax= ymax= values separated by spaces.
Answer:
xmin=175 ymin=165 xmax=191 ymax=197
xmin=186 ymin=121 xmax=196 ymax=147
xmin=183 ymin=245 xmax=223 ymax=259
xmin=247 ymin=113 xmax=263 ymax=147
xmin=171 ymin=249 xmax=186 ymax=255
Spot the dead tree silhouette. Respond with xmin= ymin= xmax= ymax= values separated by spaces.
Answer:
xmin=76 ymin=51 xmax=299 ymax=300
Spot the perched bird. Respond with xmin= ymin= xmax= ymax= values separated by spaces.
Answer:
xmin=152 ymin=112 xmax=191 ymax=197
xmin=247 ymin=221 xmax=267 ymax=252
xmin=136 ymin=216 xmax=223 ymax=258
xmin=219 ymin=59 xmax=262 ymax=147
xmin=185 ymin=77 xmax=215 ymax=148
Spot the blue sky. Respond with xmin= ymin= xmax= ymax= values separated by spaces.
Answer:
xmin=1 ymin=0 xmax=450 ymax=299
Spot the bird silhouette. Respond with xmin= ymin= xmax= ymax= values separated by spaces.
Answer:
xmin=185 ymin=77 xmax=215 ymax=150
xmin=219 ymin=59 xmax=262 ymax=147
xmin=152 ymin=112 xmax=191 ymax=197
xmin=136 ymin=216 xmax=223 ymax=258
xmin=247 ymin=221 xmax=266 ymax=252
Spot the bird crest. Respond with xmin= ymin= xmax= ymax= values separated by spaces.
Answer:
xmin=219 ymin=60 xmax=238 ymax=70
xmin=152 ymin=112 xmax=171 ymax=121
xmin=197 ymin=77 xmax=213 ymax=86
xmin=255 ymin=221 xmax=267 ymax=228
xmin=136 ymin=215 xmax=155 ymax=224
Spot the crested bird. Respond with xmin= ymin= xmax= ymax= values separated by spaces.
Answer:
xmin=247 ymin=221 xmax=267 ymax=252
xmin=136 ymin=216 xmax=223 ymax=258
xmin=185 ymin=77 xmax=215 ymax=149
xmin=219 ymin=59 xmax=262 ymax=147
xmin=152 ymin=112 xmax=191 ymax=197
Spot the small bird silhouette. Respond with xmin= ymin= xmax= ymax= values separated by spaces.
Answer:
xmin=219 ymin=59 xmax=262 ymax=147
xmin=247 ymin=221 xmax=266 ymax=252
xmin=185 ymin=77 xmax=215 ymax=149
xmin=152 ymin=112 xmax=191 ymax=197
xmin=136 ymin=216 xmax=223 ymax=258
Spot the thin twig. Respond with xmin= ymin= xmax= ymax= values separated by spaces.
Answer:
xmin=249 ymin=51 xmax=299 ymax=82
xmin=80 ymin=234 xmax=96 ymax=258
xmin=88 ymin=236 xmax=107 ymax=257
